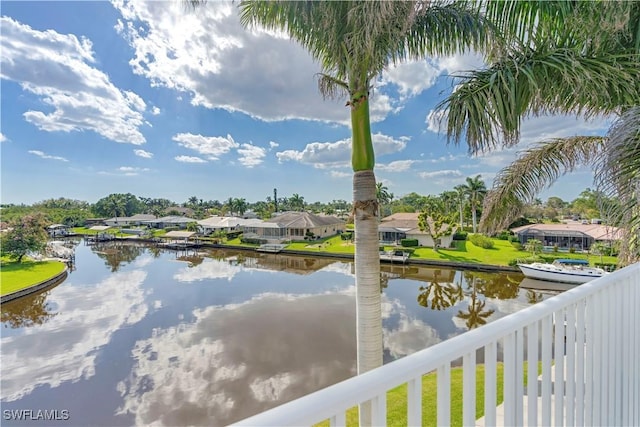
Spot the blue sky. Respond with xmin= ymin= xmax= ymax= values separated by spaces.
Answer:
xmin=0 ymin=1 xmax=608 ymax=205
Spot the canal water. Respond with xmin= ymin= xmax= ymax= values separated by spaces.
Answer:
xmin=1 ymin=240 xmax=554 ymax=426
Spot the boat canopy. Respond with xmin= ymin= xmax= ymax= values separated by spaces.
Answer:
xmin=556 ymin=259 xmax=589 ymax=265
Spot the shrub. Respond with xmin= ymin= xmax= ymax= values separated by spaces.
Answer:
xmin=511 ymin=241 xmax=523 ymax=251
xmin=400 ymin=238 xmax=419 ymax=247
xmin=240 ymin=237 xmax=266 ymax=245
xmin=569 ymin=247 xmax=576 ymax=254
xmin=495 ymin=230 xmax=512 ymax=240
xmin=340 ymin=232 xmax=353 ymax=241
xmin=469 ymin=234 xmax=494 ymax=249
xmin=452 ymin=231 xmax=468 ymax=241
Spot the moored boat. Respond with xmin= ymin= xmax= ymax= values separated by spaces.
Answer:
xmin=517 ymin=258 xmax=608 ymax=284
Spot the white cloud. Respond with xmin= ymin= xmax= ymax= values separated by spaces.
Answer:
xmin=330 ymin=171 xmax=351 ymax=179
xmin=425 ymin=108 xmax=448 ymax=134
xmin=134 ymin=149 xmax=153 ymax=158
xmin=269 ymin=141 xmax=279 ymax=149
xmin=151 ymin=106 xmax=161 ymax=115
xmin=173 ymin=133 xmax=239 ymax=160
xmin=0 ymin=133 xmax=7 ymax=143
xmin=277 ymin=133 xmax=408 ymax=169
xmin=237 ymin=143 xmax=266 ymax=168
xmin=27 ymin=150 xmax=68 ymax=162
xmin=418 ymin=170 xmax=463 ymax=179
xmin=381 ymin=60 xmax=441 ymax=100
xmin=376 ymin=160 xmax=417 ymax=173
xmin=0 ymin=16 xmax=147 ymax=144
xmin=175 ymin=155 xmax=207 ymax=163
xmin=118 ymin=166 xmax=149 ymax=176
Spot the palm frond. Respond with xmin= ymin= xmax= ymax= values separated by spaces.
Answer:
xmin=439 ymin=47 xmax=639 ymax=154
xmin=316 ymin=73 xmax=349 ymax=100
xmin=480 ymin=136 xmax=605 ymax=234
xmin=595 ymin=107 xmax=640 ymax=263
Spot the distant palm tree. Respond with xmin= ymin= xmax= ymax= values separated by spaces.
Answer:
xmin=454 ymin=184 xmax=466 ymax=229
xmin=234 ymin=198 xmax=248 ymax=216
xmin=461 ymin=175 xmax=486 ymax=233
xmin=289 ymin=193 xmax=305 ymax=212
xmin=375 ymin=182 xmax=392 ymax=220
xmin=224 ymin=197 xmax=235 ymax=216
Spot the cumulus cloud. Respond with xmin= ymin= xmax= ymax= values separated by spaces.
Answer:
xmin=277 ymin=133 xmax=408 ymax=169
xmin=237 ymin=143 xmax=266 ymax=168
xmin=0 ymin=16 xmax=147 ymax=144
xmin=376 ymin=160 xmax=417 ymax=172
xmin=134 ymin=149 xmax=153 ymax=158
xmin=173 ymin=133 xmax=239 ymax=160
xmin=425 ymin=108 xmax=448 ymax=134
xmin=269 ymin=141 xmax=279 ymax=149
xmin=175 ymin=155 xmax=206 ymax=163
xmin=28 ymin=150 xmax=68 ymax=162
xmin=0 ymin=133 xmax=7 ymax=143
xmin=418 ymin=170 xmax=463 ymax=179
xmin=381 ymin=60 xmax=441 ymax=100
xmin=151 ymin=106 xmax=161 ymax=115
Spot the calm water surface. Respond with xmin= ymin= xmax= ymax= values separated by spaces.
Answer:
xmin=1 ymin=240 xmax=553 ymax=426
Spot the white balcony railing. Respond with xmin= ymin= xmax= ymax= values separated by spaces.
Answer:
xmin=234 ymin=263 xmax=640 ymax=426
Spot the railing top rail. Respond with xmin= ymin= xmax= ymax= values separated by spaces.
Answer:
xmin=233 ymin=262 xmax=640 ymax=426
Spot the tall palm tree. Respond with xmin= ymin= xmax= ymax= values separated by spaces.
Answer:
xmin=461 ymin=175 xmax=486 ymax=233
xmin=453 ymin=184 xmax=466 ymax=229
xmin=438 ymin=1 xmax=640 ymax=263
xmin=237 ymin=5 xmax=492 ymax=420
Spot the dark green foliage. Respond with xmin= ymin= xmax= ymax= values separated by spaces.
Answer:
xmin=508 ymin=217 xmax=532 ymax=228
xmin=511 ymin=241 xmax=523 ymax=251
xmin=341 ymin=232 xmax=353 ymax=240
xmin=240 ymin=237 xmax=267 ymax=245
xmin=469 ymin=234 xmax=495 ymax=249
xmin=0 ymin=214 xmax=49 ymax=262
xmin=452 ymin=231 xmax=468 ymax=240
xmin=400 ymin=238 xmax=419 ymax=247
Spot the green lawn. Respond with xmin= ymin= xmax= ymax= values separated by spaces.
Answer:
xmin=315 ymin=362 xmax=540 ymax=427
xmin=287 ymin=235 xmax=617 ymax=267
xmin=0 ymin=257 xmax=66 ymax=296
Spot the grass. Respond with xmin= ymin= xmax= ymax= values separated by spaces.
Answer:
xmin=287 ymin=235 xmax=355 ymax=254
xmin=0 ymin=257 xmax=66 ymax=296
xmin=314 ymin=362 xmax=540 ymax=427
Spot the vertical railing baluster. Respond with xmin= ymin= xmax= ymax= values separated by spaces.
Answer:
xmin=463 ymin=351 xmax=476 ymax=426
xmin=516 ymin=327 xmax=524 ymax=425
xmin=634 ymin=273 xmax=640 ymax=427
xmin=485 ymin=342 xmax=497 ymax=427
xmin=566 ymin=304 xmax=576 ymax=426
xmin=614 ymin=281 xmax=623 ymax=425
xmin=576 ymin=299 xmax=586 ymax=427
xmin=608 ymin=288 xmax=616 ymax=426
xmin=437 ymin=364 xmax=450 ymax=427
xmin=527 ymin=321 xmax=539 ymax=427
xmin=554 ymin=309 xmax=565 ymax=427
xmin=504 ymin=332 xmax=516 ymax=425
xmin=622 ymin=278 xmax=630 ymax=427
xmin=585 ymin=295 xmax=595 ymax=426
xmin=541 ymin=315 xmax=553 ymax=426
xmin=370 ymin=393 xmax=386 ymax=426
xmin=593 ymin=291 xmax=603 ymax=425
xmin=407 ymin=377 xmax=422 ymax=426
xmin=330 ymin=411 xmax=346 ymax=427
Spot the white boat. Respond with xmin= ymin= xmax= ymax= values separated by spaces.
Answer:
xmin=517 ymin=259 xmax=608 ymax=284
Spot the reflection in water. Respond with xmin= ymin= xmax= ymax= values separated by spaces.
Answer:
xmin=1 ymin=242 xmax=556 ymax=426
xmin=1 ymin=269 xmax=148 ymax=402
xmin=1 ymin=289 xmax=58 ymax=329
xmin=91 ymin=241 xmax=146 ymax=272
xmin=116 ymin=292 xmax=357 ymax=426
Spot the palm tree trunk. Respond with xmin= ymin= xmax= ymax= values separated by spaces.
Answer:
xmin=351 ymin=94 xmax=382 ymax=426
xmin=472 ymin=207 xmax=477 ymax=233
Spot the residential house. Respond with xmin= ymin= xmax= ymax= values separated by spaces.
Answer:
xmin=511 ymin=222 xmax=624 ymax=252
xmin=47 ymin=224 xmax=71 ymax=237
xmin=379 ymin=213 xmax=456 ymax=248
xmin=266 ymin=211 xmax=345 ymax=241
xmin=104 ymin=214 xmax=156 ymax=227
xmin=197 ymin=216 xmax=252 ymax=235
xmin=142 ymin=216 xmax=197 ymax=230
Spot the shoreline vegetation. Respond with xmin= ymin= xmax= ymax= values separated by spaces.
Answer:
xmin=1 ymin=230 xmax=617 ymax=299
xmin=72 ymin=227 xmax=618 ymax=269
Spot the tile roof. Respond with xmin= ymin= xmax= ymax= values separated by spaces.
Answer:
xmin=266 ymin=211 xmax=344 ymax=228
xmin=511 ymin=223 xmax=624 ymax=240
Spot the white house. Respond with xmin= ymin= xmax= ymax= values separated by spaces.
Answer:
xmin=104 ymin=214 xmax=156 ymax=227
